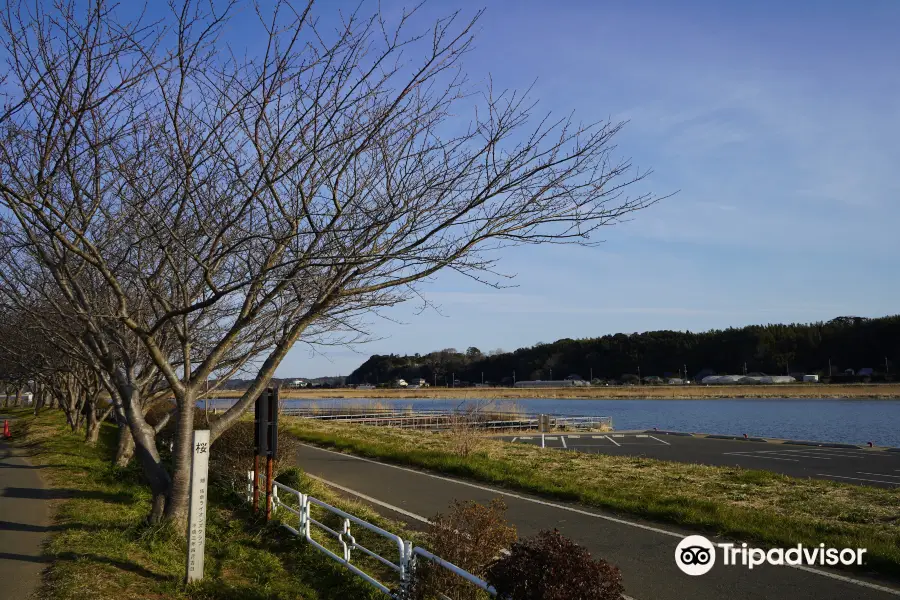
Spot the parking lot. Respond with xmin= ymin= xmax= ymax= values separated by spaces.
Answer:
xmin=496 ymin=432 xmax=900 ymax=488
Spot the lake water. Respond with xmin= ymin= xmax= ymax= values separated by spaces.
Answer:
xmin=208 ymin=397 xmax=900 ymax=447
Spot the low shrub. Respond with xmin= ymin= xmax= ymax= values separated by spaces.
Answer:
xmin=408 ymin=498 xmax=517 ymax=600
xmin=485 ymin=529 xmax=624 ymax=600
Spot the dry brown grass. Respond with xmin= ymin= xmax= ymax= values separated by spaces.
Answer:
xmin=211 ymin=383 xmax=900 ymax=400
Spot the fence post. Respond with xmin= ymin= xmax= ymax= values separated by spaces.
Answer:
xmin=252 ymin=455 xmax=260 ymax=512
xmin=400 ymin=540 xmax=414 ymax=597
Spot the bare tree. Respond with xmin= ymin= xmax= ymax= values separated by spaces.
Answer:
xmin=0 ymin=0 xmax=664 ymax=528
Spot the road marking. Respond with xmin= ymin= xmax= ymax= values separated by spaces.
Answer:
xmin=298 ymin=443 xmax=900 ymax=596
xmin=724 ymin=452 xmax=799 ymax=462
xmin=568 ymin=435 xmax=581 ymax=439
xmin=545 ymin=436 xmax=558 ymax=440
xmin=781 ymin=449 xmax=886 ymax=459
xmin=635 ymin=434 xmax=648 ymax=438
xmin=519 ymin=436 xmax=532 ymax=440
xmin=560 ymin=436 xmax=567 ymax=449
xmin=591 ymin=435 xmax=606 ymax=439
xmin=648 ymin=435 xmax=671 ymax=446
xmin=511 ymin=437 xmax=518 ymax=443
xmin=751 ymin=451 xmax=832 ymax=460
xmin=305 ymin=473 xmax=432 ymax=524
xmin=605 ymin=435 xmax=621 ymax=447
xmin=612 ymin=434 xmax=625 ymax=438
xmin=857 ymin=472 xmax=900 ymax=479
xmin=817 ymin=474 xmax=900 ymax=486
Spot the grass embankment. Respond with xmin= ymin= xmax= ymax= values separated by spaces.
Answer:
xmin=222 ymin=383 xmax=900 ymax=400
xmin=284 ymin=418 xmax=900 ymax=579
xmin=7 ymin=408 xmax=413 ymax=600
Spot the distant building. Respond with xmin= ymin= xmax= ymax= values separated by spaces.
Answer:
xmin=411 ymin=378 xmax=428 ymax=387
xmin=287 ymin=379 xmax=308 ymax=388
xmin=514 ymin=379 xmax=589 ymax=388
xmin=667 ymin=378 xmax=685 ymax=385
xmin=395 ymin=378 xmax=408 ymax=387
xmin=803 ymin=374 xmax=819 ymax=383
xmin=702 ymin=375 xmax=796 ymax=385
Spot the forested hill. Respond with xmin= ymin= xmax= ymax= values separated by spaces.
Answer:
xmin=347 ymin=315 xmax=900 ymax=385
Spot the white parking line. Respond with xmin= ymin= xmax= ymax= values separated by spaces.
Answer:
xmin=635 ymin=434 xmax=648 ymax=438
xmin=648 ymin=435 xmax=671 ymax=446
xmin=299 ymin=443 xmax=900 ymax=597
xmin=857 ymin=472 xmax=900 ymax=479
xmin=560 ymin=436 xmax=567 ymax=449
xmin=511 ymin=437 xmax=518 ymax=443
xmin=781 ymin=449 xmax=887 ymax=459
xmin=612 ymin=434 xmax=625 ymax=438
xmin=750 ymin=451 xmax=832 ymax=460
xmin=591 ymin=435 xmax=606 ymax=439
xmin=545 ymin=436 xmax=559 ymax=440
xmin=817 ymin=474 xmax=900 ymax=486
xmin=519 ymin=436 xmax=532 ymax=440
xmin=568 ymin=435 xmax=581 ymax=439
xmin=605 ymin=435 xmax=621 ymax=447
xmin=724 ymin=452 xmax=799 ymax=462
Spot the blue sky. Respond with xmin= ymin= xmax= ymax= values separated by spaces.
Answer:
xmin=247 ymin=1 xmax=900 ymax=376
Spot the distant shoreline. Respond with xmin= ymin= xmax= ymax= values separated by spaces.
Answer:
xmin=209 ymin=383 xmax=900 ymax=400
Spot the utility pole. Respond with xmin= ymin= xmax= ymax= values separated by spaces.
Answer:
xmin=451 ymin=372 xmax=454 ymax=388
xmin=637 ymin=365 xmax=641 ymax=383
xmin=828 ymin=358 xmax=832 ymax=377
xmin=684 ymin=364 xmax=688 ymax=383
xmin=513 ymin=370 xmax=516 ymax=386
xmin=434 ymin=373 xmax=437 ymax=387
xmin=590 ymin=367 xmax=593 ymax=382
xmin=481 ymin=372 xmax=484 ymax=385
xmin=743 ymin=362 xmax=747 ymax=375
xmin=549 ymin=368 xmax=552 ymax=380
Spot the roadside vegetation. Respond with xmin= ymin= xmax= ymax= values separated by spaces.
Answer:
xmin=7 ymin=408 xmax=399 ymax=600
xmin=284 ymin=418 xmax=900 ymax=579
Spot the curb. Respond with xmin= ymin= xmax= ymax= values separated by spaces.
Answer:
xmin=704 ymin=434 xmax=768 ymax=442
xmin=781 ymin=440 xmax=862 ymax=449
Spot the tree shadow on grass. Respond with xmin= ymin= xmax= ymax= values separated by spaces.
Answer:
xmin=51 ymin=551 xmax=170 ymax=581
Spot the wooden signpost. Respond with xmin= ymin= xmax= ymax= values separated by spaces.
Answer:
xmin=253 ymin=387 xmax=279 ymax=520
xmin=186 ymin=429 xmax=210 ymax=582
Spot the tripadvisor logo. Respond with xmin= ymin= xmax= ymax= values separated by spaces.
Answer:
xmin=675 ymin=535 xmax=866 ymax=576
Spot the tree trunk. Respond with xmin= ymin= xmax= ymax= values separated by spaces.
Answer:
xmin=163 ymin=392 xmax=195 ymax=530
xmin=114 ymin=421 xmax=135 ymax=466
xmin=118 ymin=382 xmax=171 ymax=524
xmin=85 ymin=405 xmax=100 ymax=444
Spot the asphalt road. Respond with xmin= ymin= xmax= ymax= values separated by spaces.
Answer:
xmin=0 ymin=423 xmax=51 ymax=600
xmin=293 ymin=442 xmax=900 ymax=600
xmin=493 ymin=432 xmax=900 ymax=488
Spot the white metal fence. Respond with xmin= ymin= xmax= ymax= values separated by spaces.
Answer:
xmin=281 ymin=407 xmax=612 ymax=432
xmin=248 ymin=471 xmax=497 ymax=598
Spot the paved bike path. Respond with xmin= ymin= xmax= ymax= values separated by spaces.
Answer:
xmin=0 ymin=423 xmax=51 ymax=600
xmin=294 ymin=443 xmax=899 ymax=600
